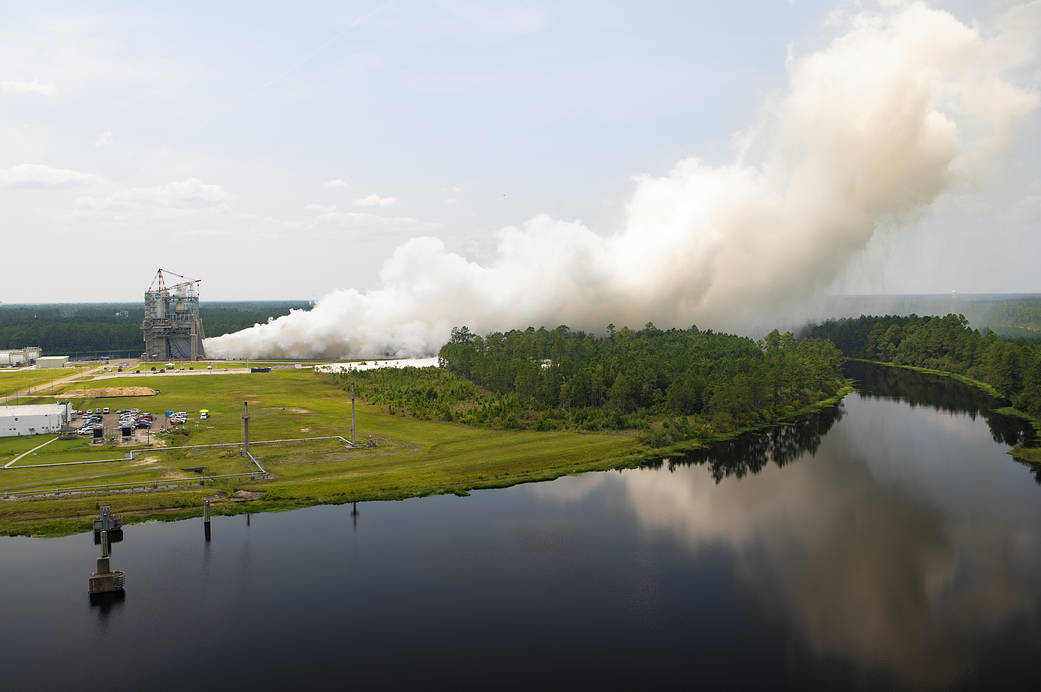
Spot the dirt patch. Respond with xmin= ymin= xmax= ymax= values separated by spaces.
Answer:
xmin=284 ymin=407 xmax=313 ymax=414
xmin=230 ymin=490 xmax=264 ymax=502
xmin=130 ymin=456 xmax=159 ymax=467
xmin=63 ymin=387 xmax=158 ymax=398
xmin=299 ymin=427 xmax=312 ymax=433
xmin=204 ymin=491 xmax=229 ymax=501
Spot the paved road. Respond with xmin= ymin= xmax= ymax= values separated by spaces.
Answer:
xmin=90 ymin=368 xmax=251 ymax=380
xmin=3 ymin=436 xmax=58 ymax=468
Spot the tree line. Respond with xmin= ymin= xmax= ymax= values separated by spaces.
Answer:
xmin=806 ymin=314 xmax=1041 ymax=419
xmin=336 ymin=323 xmax=845 ymax=446
xmin=0 ymin=302 xmax=309 ymax=356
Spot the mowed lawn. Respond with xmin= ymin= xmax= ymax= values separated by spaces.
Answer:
xmin=0 ymin=369 xmax=641 ymax=536
xmin=0 ymin=366 xmax=89 ymax=397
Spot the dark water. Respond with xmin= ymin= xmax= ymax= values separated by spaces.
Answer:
xmin=2 ymin=363 xmax=1039 ymax=690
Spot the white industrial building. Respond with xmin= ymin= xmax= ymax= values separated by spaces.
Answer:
xmin=36 ymin=356 xmax=69 ymax=369
xmin=0 ymin=403 xmax=73 ymax=437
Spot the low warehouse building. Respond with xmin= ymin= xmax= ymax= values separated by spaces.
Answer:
xmin=0 ymin=403 xmax=72 ymax=437
xmin=37 ymin=356 xmax=69 ymax=369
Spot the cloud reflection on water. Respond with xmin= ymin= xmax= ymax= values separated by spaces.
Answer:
xmin=533 ymin=392 xmax=1041 ymax=689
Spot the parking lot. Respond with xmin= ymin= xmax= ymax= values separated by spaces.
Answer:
xmin=74 ymin=407 xmax=172 ymax=444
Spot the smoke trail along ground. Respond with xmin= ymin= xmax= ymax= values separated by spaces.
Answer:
xmin=205 ymin=2 xmax=1041 ymax=359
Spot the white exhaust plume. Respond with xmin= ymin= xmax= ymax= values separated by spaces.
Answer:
xmin=206 ymin=2 xmax=1040 ymax=360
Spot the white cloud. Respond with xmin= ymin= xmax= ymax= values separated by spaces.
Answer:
xmin=324 ymin=178 xmax=349 ymax=189
xmin=0 ymin=163 xmax=101 ymax=187
xmin=313 ymin=209 xmax=440 ymax=233
xmin=0 ymin=79 xmax=57 ymax=97
xmin=76 ymin=177 xmax=230 ymax=211
xmin=352 ymin=193 xmax=397 ymax=207
xmin=94 ymin=131 xmax=113 ymax=148
xmin=141 ymin=178 xmax=229 ymax=206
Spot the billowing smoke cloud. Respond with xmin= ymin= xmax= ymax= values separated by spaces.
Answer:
xmin=206 ymin=2 xmax=1041 ymax=359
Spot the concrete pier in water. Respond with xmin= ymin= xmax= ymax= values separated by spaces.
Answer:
xmin=88 ymin=530 xmax=125 ymax=594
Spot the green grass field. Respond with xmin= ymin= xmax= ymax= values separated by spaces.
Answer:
xmin=0 ymin=367 xmax=89 ymax=397
xmin=0 ymin=369 xmax=643 ymax=536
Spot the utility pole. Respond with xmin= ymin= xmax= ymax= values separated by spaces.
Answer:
xmin=350 ymin=385 xmax=356 ymax=446
xmin=241 ymin=401 xmax=250 ymax=456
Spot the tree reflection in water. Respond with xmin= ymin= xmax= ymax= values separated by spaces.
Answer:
xmin=845 ymin=360 xmax=1036 ymax=447
xmin=645 ymin=361 xmax=1036 ymax=484
xmin=645 ymin=403 xmax=845 ymax=482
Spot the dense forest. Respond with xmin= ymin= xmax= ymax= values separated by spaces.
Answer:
xmin=0 ymin=302 xmax=310 ymax=357
xmin=336 ymin=324 xmax=846 ymax=446
xmin=969 ymin=299 xmax=1041 ymax=341
xmin=806 ymin=314 xmax=1041 ymax=419
xmin=823 ymin=295 xmax=1041 ymax=341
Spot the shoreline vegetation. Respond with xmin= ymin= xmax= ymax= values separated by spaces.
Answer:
xmin=812 ymin=311 xmax=1041 ymax=465
xmin=850 ymin=358 xmax=1040 ymax=463
xmin=0 ymin=380 xmax=853 ymax=539
xmin=1 ymin=324 xmax=851 ymax=538
xmin=4 ymin=313 xmax=1039 ymax=537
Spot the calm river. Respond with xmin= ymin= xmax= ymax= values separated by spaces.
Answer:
xmin=1 ymin=362 xmax=1039 ymax=690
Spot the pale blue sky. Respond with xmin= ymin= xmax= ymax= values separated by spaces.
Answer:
xmin=1 ymin=1 xmax=1037 ymax=302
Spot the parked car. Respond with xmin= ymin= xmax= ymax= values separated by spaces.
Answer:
xmin=102 ymin=407 xmax=110 ymax=414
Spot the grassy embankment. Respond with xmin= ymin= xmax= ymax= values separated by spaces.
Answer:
xmin=849 ymin=358 xmax=1041 ymax=464
xmin=1 ymin=367 xmax=856 ymax=537
xmin=0 ymin=369 xmax=645 ymax=536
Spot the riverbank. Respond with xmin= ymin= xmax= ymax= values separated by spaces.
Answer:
xmin=0 ymin=369 xmax=857 ymax=538
xmin=851 ymin=359 xmax=1041 ymax=464
xmin=637 ymin=381 xmax=855 ymax=457
xmin=847 ymin=358 xmax=1004 ymax=397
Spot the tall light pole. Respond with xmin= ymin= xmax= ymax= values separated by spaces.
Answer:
xmin=350 ymin=385 xmax=356 ymax=446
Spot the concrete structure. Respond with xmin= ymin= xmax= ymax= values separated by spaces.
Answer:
xmin=36 ymin=355 xmax=69 ymax=369
xmin=0 ymin=402 xmax=72 ymax=437
xmin=141 ymin=268 xmax=206 ymax=360
xmin=93 ymin=506 xmax=123 ymax=533
xmin=88 ymin=530 xmax=125 ymax=595
xmin=0 ymin=347 xmax=41 ymax=367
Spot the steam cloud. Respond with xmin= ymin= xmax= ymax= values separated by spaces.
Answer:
xmin=206 ymin=2 xmax=1041 ymax=360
